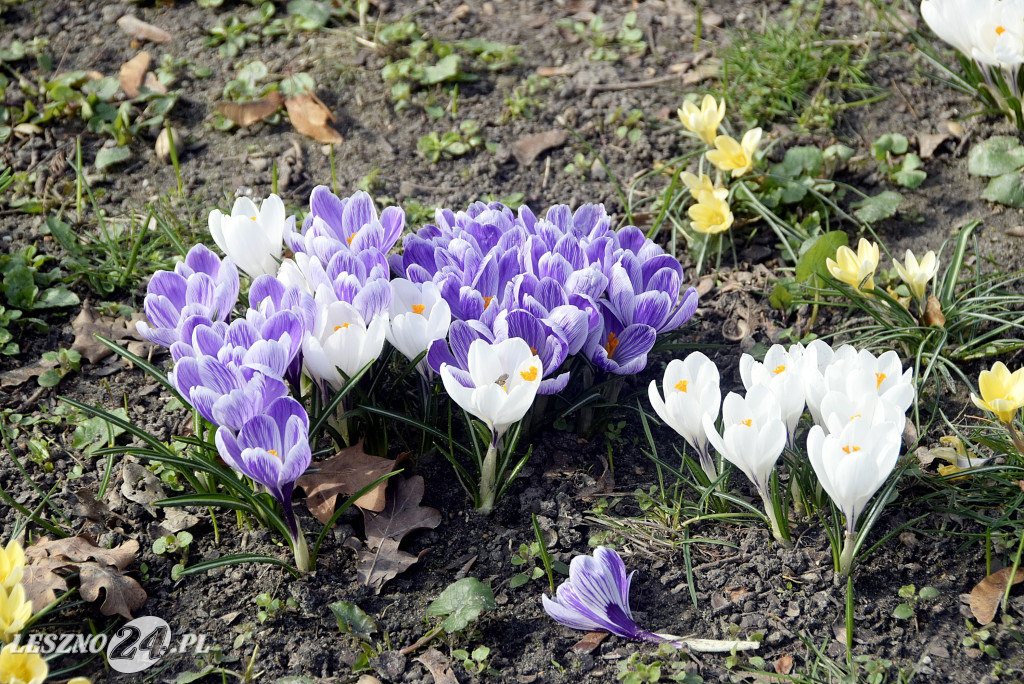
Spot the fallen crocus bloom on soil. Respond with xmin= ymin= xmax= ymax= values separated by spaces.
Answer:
xmin=543 ymin=547 xmax=760 ymax=653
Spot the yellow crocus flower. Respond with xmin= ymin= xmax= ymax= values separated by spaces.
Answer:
xmin=706 ymin=128 xmax=762 ymax=177
xmin=826 ymin=238 xmax=879 ymax=293
xmin=0 ymin=542 xmax=25 ymax=593
xmin=681 ymin=172 xmax=728 ymax=201
xmin=0 ymin=643 xmax=47 ymax=684
xmin=678 ymin=95 xmax=726 ymax=146
xmin=894 ymin=249 xmax=939 ymax=307
xmin=971 ymin=361 xmax=1024 ymax=423
xmin=0 ymin=586 xmax=31 ymax=645
xmin=688 ymin=191 xmax=734 ymax=234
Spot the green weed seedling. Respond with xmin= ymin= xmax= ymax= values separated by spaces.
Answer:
xmin=510 ymin=515 xmax=569 ymax=591
xmin=892 ymin=584 xmax=939 ymax=623
xmin=964 ymin=620 xmax=1001 ymax=659
xmin=451 ymin=645 xmax=497 ymax=677
xmin=153 ymin=531 xmax=193 ymax=580
xmin=967 ymin=135 xmax=1024 ymax=207
xmin=417 ymin=120 xmax=483 ymax=163
xmin=617 ymin=644 xmax=703 ymax=684
xmin=607 ymin=108 xmax=645 ymax=145
xmin=206 ymin=3 xmax=285 ymax=59
xmin=871 ymin=134 xmax=927 ymax=189
xmin=254 ymin=591 xmax=297 ymax=624
xmin=503 ymin=75 xmax=549 ymax=120
xmin=37 ymin=348 xmax=81 ymax=388
xmin=559 ymin=12 xmax=646 ymax=62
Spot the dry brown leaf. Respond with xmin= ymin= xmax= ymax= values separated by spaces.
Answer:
xmin=71 ymin=305 xmax=147 ymax=364
xmin=143 ymin=72 xmax=168 ymax=94
xmin=774 ymin=654 xmax=794 ymax=675
xmin=119 ymin=51 xmax=150 ymax=98
xmin=21 ymin=557 xmax=69 ymax=609
xmin=970 ymin=566 xmax=1024 ymax=625
xmin=285 ymin=93 xmax=344 ymax=144
xmin=78 ymin=563 xmax=148 ymax=619
xmin=116 ymin=15 xmax=173 ymax=43
xmin=682 ymin=61 xmax=720 ymax=86
xmin=536 ymin=65 xmax=574 ymax=77
xmin=917 ymin=131 xmax=950 ymax=160
xmin=357 ymin=476 xmax=441 ymax=592
xmin=922 ymin=295 xmax=946 ymax=328
xmin=215 ymin=92 xmax=285 ymax=128
xmin=296 ymin=441 xmax=400 ymax=522
xmin=1 ymin=357 xmax=58 ymax=389
xmin=415 ymin=648 xmax=458 ymax=684
xmin=570 ymin=631 xmax=608 ymax=653
xmin=513 ymin=129 xmax=568 ymax=166
xmin=24 ymin=536 xmax=146 ymax=619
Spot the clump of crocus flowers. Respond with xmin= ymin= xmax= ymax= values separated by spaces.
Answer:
xmin=921 ymin=0 xmax=1024 ymax=126
xmin=650 ymin=340 xmax=913 ymax=575
xmin=138 ymin=187 xmax=700 ymax=534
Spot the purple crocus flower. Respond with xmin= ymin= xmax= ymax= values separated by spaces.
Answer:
xmin=543 ymin=546 xmax=671 ymax=645
xmin=288 ymin=187 xmax=404 ymax=257
xmin=248 ymin=275 xmax=316 ymax=385
xmin=215 ymin=397 xmax=311 ymax=550
xmin=427 ymin=319 xmax=493 ymax=385
xmin=170 ymin=313 xmax=303 ymax=379
xmin=171 ymin=355 xmax=289 ymax=430
xmin=585 ymin=308 xmax=658 ymax=376
xmin=136 ymin=244 xmax=240 ymax=348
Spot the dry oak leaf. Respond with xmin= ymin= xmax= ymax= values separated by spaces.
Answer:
xmin=116 ymin=15 xmax=173 ymax=43
xmin=285 ymin=93 xmax=344 ymax=144
xmin=215 ymin=92 xmax=285 ymax=128
xmin=24 ymin=536 xmax=146 ymax=619
xmin=357 ymin=475 xmax=441 ymax=593
xmin=513 ymin=129 xmax=568 ymax=166
xmin=969 ymin=566 xmax=1024 ymax=625
xmin=119 ymin=51 xmax=150 ymax=98
xmin=1 ymin=356 xmax=58 ymax=389
xmin=415 ymin=648 xmax=458 ymax=684
xmin=296 ymin=440 xmax=401 ymax=522
xmin=570 ymin=631 xmax=608 ymax=654
xmin=71 ymin=305 xmax=147 ymax=364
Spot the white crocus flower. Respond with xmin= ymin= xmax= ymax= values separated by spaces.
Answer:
xmin=818 ymin=378 xmax=908 ymax=437
xmin=800 ymin=340 xmax=857 ymax=424
xmin=740 ymin=345 xmax=806 ymax=446
xmin=823 ymin=350 xmax=915 ymax=415
xmin=440 ymin=338 xmax=542 ymax=439
xmin=209 ymin=194 xmax=291 ymax=278
xmin=441 ymin=338 xmax=542 ymax=514
xmin=386 ymin=279 xmax=451 ymax=378
xmin=702 ymin=386 xmax=788 ymax=543
xmin=303 ymin=299 xmax=387 ymax=392
xmin=648 ymin=352 xmax=721 ymax=482
xmin=807 ymin=417 xmax=902 ymax=575
xmin=894 ymin=249 xmax=939 ymax=308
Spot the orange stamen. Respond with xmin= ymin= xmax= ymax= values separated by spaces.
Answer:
xmin=268 ymin=449 xmax=278 ymax=456
xmin=520 ymin=366 xmax=539 ymax=382
xmin=347 ymin=234 xmax=356 ymax=245
xmin=740 ymin=418 xmax=752 ymax=427
xmin=675 ymin=380 xmax=689 ymax=392
xmin=841 ymin=445 xmax=862 ymax=454
xmin=411 ymin=304 xmax=426 ymax=314
xmin=605 ymin=332 xmax=620 ymax=358
xmin=772 ymin=365 xmax=786 ymax=375
xmin=875 ymin=372 xmax=886 ymax=389
xmin=334 ymin=323 xmax=351 ymax=331
xmin=483 ymin=296 xmax=494 ymax=308
xmin=997 ymin=25 xmax=1007 ymax=35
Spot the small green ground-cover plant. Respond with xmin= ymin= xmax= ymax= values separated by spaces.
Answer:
xmin=0 ymin=245 xmax=80 ymax=356
xmin=717 ymin=0 xmax=882 ymax=129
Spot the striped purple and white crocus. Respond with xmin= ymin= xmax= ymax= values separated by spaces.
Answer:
xmin=543 ymin=546 xmax=678 ymax=646
xmin=216 ymin=397 xmax=312 ymax=570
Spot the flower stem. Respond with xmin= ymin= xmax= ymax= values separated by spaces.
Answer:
xmin=475 ymin=434 xmax=500 ymax=515
xmin=759 ymin=489 xmax=791 ymax=547
xmin=838 ymin=530 xmax=856 ymax=578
